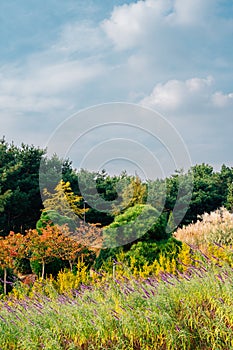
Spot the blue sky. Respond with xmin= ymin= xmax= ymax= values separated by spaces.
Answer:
xmin=0 ymin=0 xmax=233 ymax=177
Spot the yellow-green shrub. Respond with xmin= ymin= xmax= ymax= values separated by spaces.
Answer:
xmin=56 ymin=259 xmax=89 ymax=294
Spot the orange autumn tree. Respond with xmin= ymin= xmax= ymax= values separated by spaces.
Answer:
xmin=49 ymin=223 xmax=103 ymax=271
xmin=24 ymin=226 xmax=62 ymax=279
xmin=0 ymin=232 xmax=24 ymax=294
xmin=0 ymin=225 xmax=103 ymax=288
xmin=0 ymin=236 xmax=13 ymax=294
xmin=24 ymin=225 xmax=92 ymax=278
xmin=50 ymin=225 xmax=84 ymax=271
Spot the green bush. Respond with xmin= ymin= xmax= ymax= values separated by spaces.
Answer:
xmin=103 ymin=204 xmax=162 ymax=247
xmin=125 ymin=238 xmax=182 ymax=268
xmin=36 ymin=210 xmax=76 ymax=234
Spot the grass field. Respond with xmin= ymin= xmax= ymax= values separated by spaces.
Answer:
xmin=0 ymin=257 xmax=232 ymax=350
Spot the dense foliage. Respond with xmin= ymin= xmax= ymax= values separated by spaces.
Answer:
xmin=1 ymin=138 xmax=233 ymax=238
xmin=1 ymin=137 xmax=233 ymax=292
xmin=0 ymin=136 xmax=233 ymax=348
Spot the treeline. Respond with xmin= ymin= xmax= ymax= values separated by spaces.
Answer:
xmin=1 ymin=137 xmax=233 ymax=237
xmin=1 ymin=137 xmax=233 ymax=292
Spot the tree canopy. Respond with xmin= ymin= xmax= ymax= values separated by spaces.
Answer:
xmin=1 ymin=137 xmax=233 ymax=240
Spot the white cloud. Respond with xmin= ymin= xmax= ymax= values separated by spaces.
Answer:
xmin=139 ymin=75 xmax=233 ymax=169
xmin=102 ymin=0 xmax=218 ymax=51
xmin=0 ymin=21 xmax=107 ymax=147
xmin=140 ymin=76 xmax=215 ymax=111
xmin=52 ymin=22 xmax=107 ymax=55
xmin=102 ymin=0 xmax=171 ymax=50
xmin=212 ymin=91 xmax=233 ymax=108
xmin=168 ymin=0 xmax=214 ymax=26
xmin=1 ymin=0 xmax=231 ymax=119
xmin=99 ymin=0 xmax=233 ymax=102
xmin=0 ymin=56 xmax=104 ymax=114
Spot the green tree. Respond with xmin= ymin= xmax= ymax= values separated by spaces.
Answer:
xmin=226 ymin=182 xmax=233 ymax=212
xmin=115 ymin=175 xmax=147 ymax=214
xmin=103 ymin=204 xmax=161 ymax=248
xmin=217 ymin=164 xmax=233 ymax=206
xmin=76 ymin=169 xmax=116 ymax=226
xmin=184 ymin=164 xmax=227 ymax=224
xmin=125 ymin=238 xmax=182 ymax=269
xmin=164 ymin=169 xmax=193 ymax=227
xmin=36 ymin=210 xmax=76 ymax=233
xmin=0 ymin=138 xmax=45 ymax=235
xmin=146 ymin=178 xmax=166 ymax=213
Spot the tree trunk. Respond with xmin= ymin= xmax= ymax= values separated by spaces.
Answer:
xmin=113 ymin=263 xmax=116 ymax=280
xmin=42 ymin=261 xmax=45 ymax=279
xmin=4 ymin=268 xmax=7 ymax=294
xmin=69 ymin=260 xmax=73 ymax=271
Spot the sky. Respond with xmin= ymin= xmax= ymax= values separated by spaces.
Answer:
xmin=0 ymin=0 xmax=233 ymax=178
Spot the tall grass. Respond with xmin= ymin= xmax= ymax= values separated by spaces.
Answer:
xmin=0 ymin=260 xmax=232 ymax=349
xmin=174 ymin=207 xmax=233 ymax=248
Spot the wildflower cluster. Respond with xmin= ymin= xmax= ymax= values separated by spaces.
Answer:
xmin=0 ymin=250 xmax=232 ymax=349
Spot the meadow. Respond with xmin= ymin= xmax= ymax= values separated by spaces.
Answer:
xmin=0 ymin=242 xmax=232 ymax=350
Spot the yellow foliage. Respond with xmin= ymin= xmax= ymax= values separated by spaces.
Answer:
xmin=129 ymin=256 xmax=138 ymax=276
xmin=10 ymin=283 xmax=30 ymax=300
xmin=177 ymin=243 xmax=192 ymax=272
xmin=166 ymin=258 xmax=177 ymax=274
xmin=56 ymin=259 xmax=89 ymax=294
xmin=56 ymin=270 xmax=80 ymax=294
xmin=8 ymin=239 xmax=233 ymax=302
xmin=206 ymin=243 xmax=233 ymax=267
xmin=43 ymin=180 xmax=86 ymax=218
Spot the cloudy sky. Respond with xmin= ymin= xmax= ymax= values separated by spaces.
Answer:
xmin=1 ymin=0 xmax=233 ymax=177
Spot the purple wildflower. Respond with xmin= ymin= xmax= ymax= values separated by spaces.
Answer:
xmin=114 ymin=279 xmax=122 ymax=285
xmin=93 ymin=309 xmax=98 ymax=316
xmin=212 ymin=255 xmax=220 ymax=261
xmin=87 ymin=297 xmax=97 ymax=304
xmin=183 ymin=274 xmax=191 ymax=281
xmin=119 ymin=306 xmax=126 ymax=311
xmin=128 ymin=305 xmax=134 ymax=311
xmin=213 ymin=242 xmax=223 ymax=248
xmin=0 ymin=315 xmax=7 ymax=323
xmin=112 ymin=314 xmax=120 ymax=321
xmin=0 ymin=278 xmax=14 ymax=285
